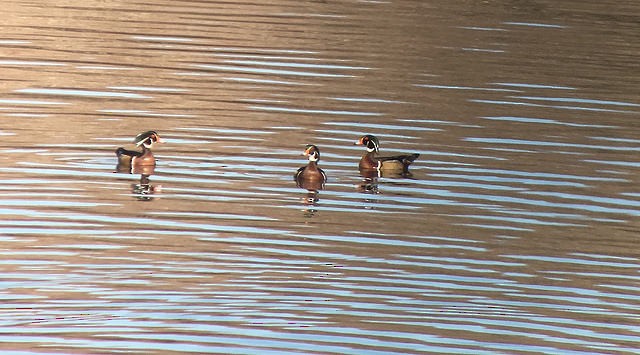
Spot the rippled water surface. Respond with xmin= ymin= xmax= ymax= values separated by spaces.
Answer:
xmin=1 ymin=1 xmax=639 ymax=354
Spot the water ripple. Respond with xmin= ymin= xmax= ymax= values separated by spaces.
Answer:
xmin=0 ymin=1 xmax=638 ymax=354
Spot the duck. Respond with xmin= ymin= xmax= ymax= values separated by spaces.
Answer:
xmin=116 ymin=131 xmax=162 ymax=173
xmin=355 ymin=134 xmax=419 ymax=174
xmin=294 ymin=144 xmax=327 ymax=190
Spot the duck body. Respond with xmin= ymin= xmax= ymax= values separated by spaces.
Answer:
xmin=294 ymin=144 xmax=327 ymax=190
xmin=295 ymin=161 xmax=326 ymax=181
xmin=115 ymin=131 xmax=162 ymax=173
xmin=355 ymin=134 xmax=419 ymax=173
xmin=359 ymin=151 xmax=420 ymax=171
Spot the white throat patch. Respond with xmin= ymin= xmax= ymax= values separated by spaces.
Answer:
xmin=137 ymin=138 xmax=153 ymax=148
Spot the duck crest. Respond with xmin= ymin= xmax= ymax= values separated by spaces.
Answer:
xmin=134 ymin=130 xmax=162 ymax=148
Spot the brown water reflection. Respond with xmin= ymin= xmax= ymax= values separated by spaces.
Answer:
xmin=0 ymin=0 xmax=639 ymax=354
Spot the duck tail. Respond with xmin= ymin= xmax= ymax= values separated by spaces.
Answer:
xmin=403 ymin=153 xmax=420 ymax=165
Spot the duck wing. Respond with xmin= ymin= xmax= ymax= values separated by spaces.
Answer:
xmin=378 ymin=153 xmax=419 ymax=165
xmin=116 ymin=147 xmax=143 ymax=158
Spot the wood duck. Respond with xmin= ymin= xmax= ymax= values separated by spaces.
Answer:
xmin=294 ymin=144 xmax=327 ymax=190
xmin=355 ymin=134 xmax=419 ymax=173
xmin=116 ymin=131 xmax=162 ymax=173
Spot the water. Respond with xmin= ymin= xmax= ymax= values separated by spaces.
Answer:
xmin=1 ymin=1 xmax=639 ymax=354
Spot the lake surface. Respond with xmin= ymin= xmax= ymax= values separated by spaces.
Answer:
xmin=0 ymin=1 xmax=639 ymax=354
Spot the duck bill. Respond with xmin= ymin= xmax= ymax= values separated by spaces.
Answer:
xmin=303 ymin=146 xmax=313 ymax=156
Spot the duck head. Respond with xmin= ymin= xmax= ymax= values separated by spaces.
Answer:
xmin=355 ymin=134 xmax=379 ymax=153
xmin=303 ymin=144 xmax=321 ymax=162
xmin=134 ymin=131 xmax=162 ymax=149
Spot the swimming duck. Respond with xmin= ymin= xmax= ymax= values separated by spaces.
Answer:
xmin=116 ymin=131 xmax=162 ymax=172
xmin=294 ymin=144 xmax=327 ymax=190
xmin=355 ymin=134 xmax=419 ymax=173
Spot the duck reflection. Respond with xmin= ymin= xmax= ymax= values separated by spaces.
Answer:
xmin=356 ymin=168 xmax=414 ymax=196
xmin=298 ymin=186 xmax=321 ymax=218
xmin=115 ymin=164 xmax=161 ymax=201
xmin=359 ymin=166 xmax=414 ymax=180
xmin=132 ymin=173 xmax=161 ymax=201
xmin=357 ymin=175 xmax=379 ymax=194
xmin=294 ymin=145 xmax=327 ymax=217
